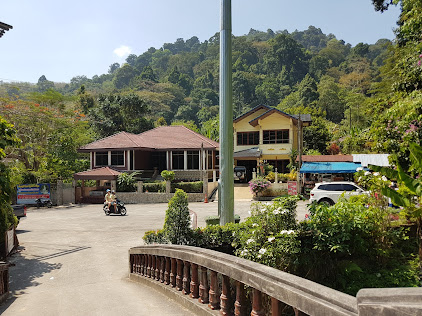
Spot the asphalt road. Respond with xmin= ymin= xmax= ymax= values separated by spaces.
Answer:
xmin=0 ymin=199 xmax=310 ymax=316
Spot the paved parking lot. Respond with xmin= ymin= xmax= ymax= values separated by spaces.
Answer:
xmin=0 ymin=199 xmax=309 ymax=316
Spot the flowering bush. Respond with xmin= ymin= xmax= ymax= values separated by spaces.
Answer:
xmin=248 ymin=177 xmax=271 ymax=195
xmin=232 ymin=196 xmax=301 ymax=270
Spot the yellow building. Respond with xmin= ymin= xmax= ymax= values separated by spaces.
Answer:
xmin=233 ymin=105 xmax=311 ymax=179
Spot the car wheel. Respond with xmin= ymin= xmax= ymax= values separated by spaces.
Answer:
xmin=236 ymin=172 xmax=242 ymax=177
xmin=120 ymin=207 xmax=127 ymax=216
xmin=319 ymin=198 xmax=334 ymax=206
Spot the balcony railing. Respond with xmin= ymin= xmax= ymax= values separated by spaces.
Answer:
xmin=129 ymin=245 xmax=422 ymax=316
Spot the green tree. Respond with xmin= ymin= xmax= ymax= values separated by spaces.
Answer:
xmin=303 ymin=117 xmax=331 ymax=154
xmin=163 ymin=189 xmax=191 ymax=244
xmin=89 ymin=94 xmax=153 ymax=137
xmin=113 ymin=64 xmax=139 ymax=89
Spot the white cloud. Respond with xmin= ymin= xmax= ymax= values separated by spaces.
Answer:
xmin=113 ymin=45 xmax=132 ymax=58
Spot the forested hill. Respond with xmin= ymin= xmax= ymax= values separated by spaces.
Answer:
xmin=1 ymin=23 xmax=410 ymax=182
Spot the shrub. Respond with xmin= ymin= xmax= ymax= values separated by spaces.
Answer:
xmin=298 ymin=196 xmax=420 ymax=295
xmin=161 ymin=170 xmax=175 ymax=182
xmin=248 ymin=177 xmax=271 ymax=196
xmin=143 ymin=229 xmax=168 ymax=244
xmin=117 ymin=172 xmax=139 ymax=192
xmin=232 ymin=196 xmax=301 ymax=270
xmin=143 ymin=181 xmax=165 ymax=192
xmin=163 ymin=189 xmax=192 ymax=244
xmin=172 ymin=181 xmax=203 ymax=193
xmin=265 ymin=172 xmax=275 ymax=183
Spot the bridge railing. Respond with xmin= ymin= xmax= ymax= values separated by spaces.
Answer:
xmin=129 ymin=245 xmax=359 ymax=316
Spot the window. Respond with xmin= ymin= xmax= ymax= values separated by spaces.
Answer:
xmin=111 ymin=151 xmax=124 ymax=166
xmin=172 ymin=151 xmax=184 ymax=170
xmin=187 ymin=151 xmax=199 ymax=170
xmin=95 ymin=152 xmax=108 ymax=166
xmin=237 ymin=132 xmax=259 ymax=145
xmin=263 ymin=130 xmax=289 ymax=144
xmin=342 ymin=184 xmax=359 ymax=191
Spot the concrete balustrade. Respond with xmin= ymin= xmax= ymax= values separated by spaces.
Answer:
xmin=129 ymin=245 xmax=422 ymax=316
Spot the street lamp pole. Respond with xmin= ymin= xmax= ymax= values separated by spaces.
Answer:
xmin=219 ymin=0 xmax=234 ymax=225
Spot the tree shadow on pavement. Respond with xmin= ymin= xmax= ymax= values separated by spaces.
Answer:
xmin=0 ymin=244 xmax=90 ymax=313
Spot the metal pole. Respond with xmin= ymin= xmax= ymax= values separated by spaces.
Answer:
xmin=297 ymin=114 xmax=302 ymax=195
xmin=219 ymin=0 xmax=234 ymax=224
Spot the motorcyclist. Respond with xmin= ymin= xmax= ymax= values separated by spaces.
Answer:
xmin=105 ymin=189 xmax=113 ymax=211
xmin=110 ymin=190 xmax=117 ymax=213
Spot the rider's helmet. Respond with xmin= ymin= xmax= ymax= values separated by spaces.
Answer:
xmin=111 ymin=190 xmax=115 ymax=194
xmin=106 ymin=189 xmax=111 ymax=193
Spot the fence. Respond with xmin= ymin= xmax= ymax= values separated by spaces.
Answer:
xmin=129 ymin=245 xmax=422 ymax=316
xmin=0 ymin=262 xmax=9 ymax=304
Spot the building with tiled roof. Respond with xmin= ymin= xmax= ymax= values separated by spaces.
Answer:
xmin=233 ymin=105 xmax=311 ymax=179
xmin=78 ymin=126 xmax=219 ymax=176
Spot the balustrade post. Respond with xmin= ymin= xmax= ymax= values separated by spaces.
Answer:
xmin=160 ymin=256 xmax=165 ymax=283
xmin=130 ymin=255 xmax=134 ymax=273
xmin=170 ymin=258 xmax=177 ymax=287
xmin=251 ymin=289 xmax=264 ymax=316
xmin=165 ymin=257 xmax=171 ymax=285
xmin=147 ymin=254 xmax=152 ymax=278
xmin=220 ymin=275 xmax=232 ymax=315
xmin=155 ymin=256 xmax=160 ymax=281
xmin=234 ymin=281 xmax=246 ymax=316
xmin=176 ymin=259 xmax=183 ymax=291
xmin=141 ymin=255 xmax=145 ymax=275
xmin=208 ymin=270 xmax=220 ymax=310
xmin=182 ymin=261 xmax=191 ymax=295
xmin=143 ymin=254 xmax=148 ymax=276
xmin=152 ymin=255 xmax=156 ymax=279
xmin=136 ymin=255 xmax=140 ymax=274
xmin=271 ymin=298 xmax=281 ymax=316
xmin=190 ymin=263 xmax=199 ymax=299
xmin=199 ymin=266 xmax=209 ymax=304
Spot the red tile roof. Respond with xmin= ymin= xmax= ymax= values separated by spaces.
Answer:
xmin=79 ymin=126 xmax=219 ymax=152
xmin=297 ymin=155 xmax=353 ymax=162
xmin=73 ymin=166 xmax=121 ymax=180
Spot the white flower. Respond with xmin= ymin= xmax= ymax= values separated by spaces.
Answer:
xmin=258 ymin=248 xmax=267 ymax=255
xmin=273 ymin=210 xmax=280 ymax=215
xmin=280 ymin=230 xmax=295 ymax=235
xmin=281 ymin=209 xmax=289 ymax=214
xmin=356 ymin=167 xmax=363 ymax=172
xmin=246 ymin=238 xmax=254 ymax=244
xmin=268 ymin=236 xmax=275 ymax=242
xmin=252 ymin=223 xmax=259 ymax=227
xmin=382 ymin=176 xmax=387 ymax=181
xmin=373 ymin=172 xmax=380 ymax=176
xmin=365 ymin=171 xmax=371 ymax=176
xmin=257 ymin=254 xmax=262 ymax=258
xmin=240 ymin=249 xmax=248 ymax=256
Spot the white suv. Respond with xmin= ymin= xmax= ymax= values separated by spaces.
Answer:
xmin=309 ymin=181 xmax=366 ymax=206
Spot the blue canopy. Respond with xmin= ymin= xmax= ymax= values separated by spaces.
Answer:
xmin=300 ymin=162 xmax=362 ymax=174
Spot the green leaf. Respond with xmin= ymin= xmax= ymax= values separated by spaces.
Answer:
xmin=397 ymin=164 xmax=420 ymax=196
xmin=369 ymin=164 xmax=398 ymax=180
xmin=409 ymin=143 xmax=422 ymax=173
xmin=381 ymin=186 xmax=411 ymax=207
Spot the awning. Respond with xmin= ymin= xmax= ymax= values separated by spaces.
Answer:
xmin=299 ymin=162 xmax=362 ymax=174
xmin=73 ymin=166 xmax=122 ymax=180
xmin=233 ymin=147 xmax=261 ymax=159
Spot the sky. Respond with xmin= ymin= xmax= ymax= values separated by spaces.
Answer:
xmin=0 ymin=0 xmax=400 ymax=84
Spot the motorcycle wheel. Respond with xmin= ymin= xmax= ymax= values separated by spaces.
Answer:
xmin=120 ymin=206 xmax=127 ymax=216
xmin=103 ymin=205 xmax=110 ymax=216
xmin=37 ymin=201 xmax=41 ymax=208
xmin=47 ymin=201 xmax=53 ymax=208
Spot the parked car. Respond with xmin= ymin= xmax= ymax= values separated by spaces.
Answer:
xmin=309 ymin=181 xmax=367 ymax=206
xmin=234 ymin=166 xmax=247 ymax=183
xmin=12 ymin=204 xmax=27 ymax=219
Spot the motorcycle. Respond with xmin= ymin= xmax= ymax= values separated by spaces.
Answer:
xmin=103 ymin=199 xmax=127 ymax=216
xmin=35 ymin=198 xmax=53 ymax=208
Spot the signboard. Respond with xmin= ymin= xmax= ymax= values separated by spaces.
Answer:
xmin=17 ymin=183 xmax=50 ymax=205
xmin=287 ymin=181 xmax=298 ymax=196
